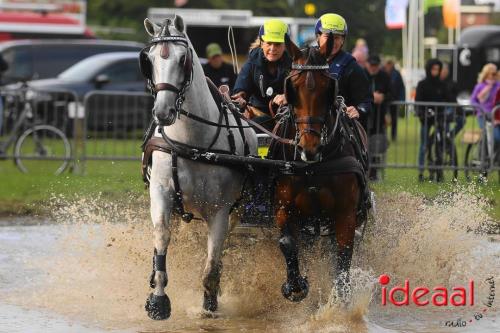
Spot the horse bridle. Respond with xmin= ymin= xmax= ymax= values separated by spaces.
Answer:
xmin=139 ymin=32 xmax=193 ymax=119
xmin=285 ymin=62 xmax=337 ymax=147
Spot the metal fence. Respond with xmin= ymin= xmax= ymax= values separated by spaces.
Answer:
xmin=1 ymin=88 xmax=499 ymax=181
xmin=369 ymin=101 xmax=499 ymax=181
xmin=0 ymin=87 xmax=79 ymax=173
xmin=81 ymin=91 xmax=152 ymax=160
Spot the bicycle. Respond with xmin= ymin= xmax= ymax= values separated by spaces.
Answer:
xmin=0 ymin=83 xmax=72 ymax=175
xmin=463 ymin=114 xmax=499 ymax=182
xmin=425 ymin=108 xmax=460 ymax=182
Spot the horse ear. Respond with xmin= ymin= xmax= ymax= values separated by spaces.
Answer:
xmin=320 ymin=33 xmax=334 ymax=58
xmin=173 ymin=15 xmax=185 ymax=33
xmin=285 ymin=35 xmax=301 ymax=61
xmin=144 ymin=18 xmax=160 ymax=36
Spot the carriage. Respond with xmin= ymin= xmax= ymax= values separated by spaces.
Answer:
xmin=139 ymin=16 xmax=374 ymax=320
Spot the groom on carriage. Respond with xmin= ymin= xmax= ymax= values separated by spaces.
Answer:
xmin=314 ymin=13 xmax=372 ymax=129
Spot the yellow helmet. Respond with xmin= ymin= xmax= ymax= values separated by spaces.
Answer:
xmin=315 ymin=13 xmax=348 ymax=36
xmin=258 ymin=19 xmax=289 ymax=43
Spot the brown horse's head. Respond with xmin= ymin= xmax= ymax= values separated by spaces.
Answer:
xmin=285 ymin=36 xmax=336 ymax=162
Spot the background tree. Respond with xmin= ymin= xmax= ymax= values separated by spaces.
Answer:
xmin=87 ymin=0 xmax=401 ymax=58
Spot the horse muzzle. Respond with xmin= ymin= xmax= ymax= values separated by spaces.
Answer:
xmin=298 ymin=145 xmax=322 ymax=163
xmin=153 ymin=90 xmax=179 ymax=126
xmin=153 ymin=107 xmax=177 ymax=126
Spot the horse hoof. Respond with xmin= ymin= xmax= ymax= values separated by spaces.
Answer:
xmin=281 ymin=276 xmax=309 ymax=302
xmin=203 ymin=292 xmax=218 ymax=312
xmin=336 ymin=280 xmax=352 ymax=305
xmin=145 ymin=293 xmax=171 ymax=320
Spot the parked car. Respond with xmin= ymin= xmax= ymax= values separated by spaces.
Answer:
xmin=0 ymin=39 xmax=144 ymax=85
xmin=25 ymin=52 xmax=147 ymax=96
xmin=3 ymin=52 xmax=151 ymax=133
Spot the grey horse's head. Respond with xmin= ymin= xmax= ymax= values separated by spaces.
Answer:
xmin=142 ymin=16 xmax=192 ymax=126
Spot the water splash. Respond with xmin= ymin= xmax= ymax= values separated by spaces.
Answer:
xmin=3 ymin=184 xmax=498 ymax=332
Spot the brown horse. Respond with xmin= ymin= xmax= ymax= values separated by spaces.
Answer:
xmin=270 ymin=37 xmax=368 ymax=303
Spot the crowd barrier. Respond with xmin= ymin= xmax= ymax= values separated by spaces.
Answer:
xmin=369 ymin=101 xmax=499 ymax=181
xmin=1 ymin=88 xmax=498 ymax=181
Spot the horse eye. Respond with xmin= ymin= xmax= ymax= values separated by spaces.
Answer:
xmin=179 ymin=55 xmax=186 ymax=64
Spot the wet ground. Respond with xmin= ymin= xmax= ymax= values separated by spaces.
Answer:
xmin=0 ymin=189 xmax=498 ymax=332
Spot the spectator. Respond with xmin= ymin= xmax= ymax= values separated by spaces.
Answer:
xmin=0 ymin=53 xmax=8 ymax=135
xmin=202 ymin=43 xmax=237 ymax=92
xmin=440 ymin=62 xmax=465 ymax=138
xmin=470 ymin=63 xmax=500 ymax=130
xmin=365 ymin=54 xmax=391 ymax=181
xmin=415 ymin=58 xmax=448 ymax=182
xmin=494 ymin=87 xmax=500 ymax=152
xmin=384 ymin=58 xmax=405 ymax=141
xmin=352 ymin=38 xmax=369 ymax=68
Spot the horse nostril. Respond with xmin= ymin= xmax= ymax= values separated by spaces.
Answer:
xmin=168 ymin=107 xmax=176 ymax=114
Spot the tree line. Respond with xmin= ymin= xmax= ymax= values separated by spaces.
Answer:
xmin=88 ymin=0 xmax=401 ymax=58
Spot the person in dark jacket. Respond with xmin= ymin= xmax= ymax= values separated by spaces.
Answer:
xmin=440 ymin=62 xmax=465 ymax=138
xmin=415 ymin=58 xmax=449 ymax=182
xmin=314 ymin=13 xmax=372 ymax=128
xmin=365 ymin=55 xmax=391 ymax=136
xmin=0 ymin=53 xmax=7 ymax=134
xmin=384 ymin=59 xmax=405 ymax=141
xmin=202 ymin=43 xmax=237 ymax=92
xmin=365 ymin=54 xmax=391 ymax=180
xmin=231 ymin=19 xmax=292 ymax=131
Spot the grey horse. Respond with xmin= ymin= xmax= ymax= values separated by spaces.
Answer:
xmin=141 ymin=16 xmax=257 ymax=319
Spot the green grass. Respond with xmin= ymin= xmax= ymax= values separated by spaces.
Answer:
xmin=0 ymin=160 xmax=145 ymax=216
xmin=0 ymin=158 xmax=498 ymax=220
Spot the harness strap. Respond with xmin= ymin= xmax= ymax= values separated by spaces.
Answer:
xmin=171 ymin=151 xmax=196 ymax=222
xmin=154 ymin=83 xmax=180 ymax=93
xmin=217 ymin=99 xmax=236 ymax=154
xmin=338 ymin=115 xmax=369 ymax=171
xmin=295 ymin=116 xmax=325 ymax=124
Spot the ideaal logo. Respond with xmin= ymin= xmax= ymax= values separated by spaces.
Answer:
xmin=379 ymin=274 xmax=474 ymax=306
xmin=378 ymin=274 xmax=495 ymax=328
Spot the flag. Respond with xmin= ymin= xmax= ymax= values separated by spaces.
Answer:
xmin=424 ymin=0 xmax=444 ymax=13
xmin=385 ymin=0 xmax=409 ymax=30
xmin=443 ymin=0 xmax=459 ymax=28
xmin=175 ymin=0 xmax=188 ymax=7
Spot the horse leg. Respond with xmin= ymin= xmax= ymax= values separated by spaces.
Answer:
xmin=275 ymin=180 xmax=309 ymax=302
xmin=202 ymin=207 xmax=230 ymax=312
xmin=145 ymin=179 xmax=174 ymax=320
xmin=322 ymin=174 xmax=359 ymax=304
xmin=332 ymin=191 xmax=358 ymax=304
xmin=279 ymin=224 xmax=309 ymax=302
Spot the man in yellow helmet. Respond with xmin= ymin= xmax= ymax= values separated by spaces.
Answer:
xmin=232 ymin=19 xmax=292 ymax=131
xmin=315 ymin=13 xmax=372 ymax=128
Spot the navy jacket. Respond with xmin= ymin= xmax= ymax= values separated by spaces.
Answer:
xmin=233 ymin=48 xmax=292 ymax=111
xmin=202 ymin=62 xmax=237 ymax=92
xmin=327 ymin=50 xmax=372 ymax=128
